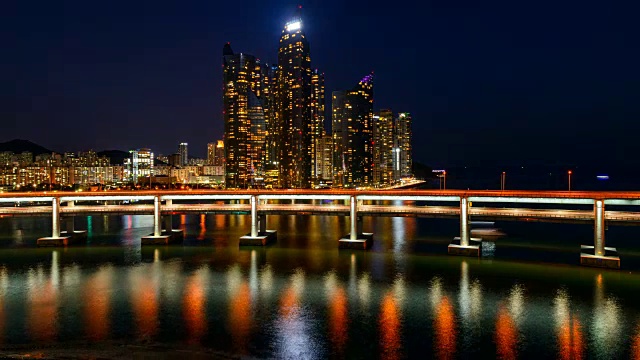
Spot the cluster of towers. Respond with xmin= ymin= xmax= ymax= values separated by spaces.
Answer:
xmin=223 ymin=8 xmax=412 ymax=189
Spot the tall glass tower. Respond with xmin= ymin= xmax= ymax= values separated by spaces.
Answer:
xmin=223 ymin=43 xmax=262 ymax=188
xmin=276 ymin=8 xmax=313 ymax=188
xmin=332 ymin=74 xmax=374 ymax=187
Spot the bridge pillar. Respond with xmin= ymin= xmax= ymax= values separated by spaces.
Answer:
xmin=448 ymin=197 xmax=481 ymax=256
xmin=142 ymin=195 xmax=172 ymax=245
xmin=581 ymin=200 xmax=619 ymax=269
xmin=339 ymin=195 xmax=373 ymax=249
xmin=259 ymin=214 xmax=267 ymax=233
xmin=240 ymin=195 xmax=277 ymax=246
xmin=37 ymin=197 xmax=71 ymax=247
xmin=60 ymin=215 xmax=88 ymax=244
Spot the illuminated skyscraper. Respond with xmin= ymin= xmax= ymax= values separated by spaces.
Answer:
xmin=331 ymin=90 xmax=347 ymax=185
xmin=262 ymin=64 xmax=279 ymax=169
xmin=223 ymin=43 xmax=263 ymax=188
xmin=247 ymin=91 xmax=266 ymax=183
xmin=315 ymin=135 xmax=333 ymax=183
xmin=395 ymin=113 xmax=413 ymax=178
xmin=124 ymin=148 xmax=154 ymax=183
xmin=179 ymin=142 xmax=188 ymax=166
xmin=214 ymin=140 xmax=225 ymax=166
xmin=310 ymin=69 xmax=325 ymax=182
xmin=373 ymin=109 xmax=394 ymax=185
xmin=332 ymin=73 xmax=374 ymax=187
xmin=276 ymin=8 xmax=313 ymax=188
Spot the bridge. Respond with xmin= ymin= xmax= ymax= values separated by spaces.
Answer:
xmin=1 ymin=189 xmax=640 ymax=269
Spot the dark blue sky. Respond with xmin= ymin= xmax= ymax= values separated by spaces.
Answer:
xmin=3 ymin=0 xmax=639 ymax=168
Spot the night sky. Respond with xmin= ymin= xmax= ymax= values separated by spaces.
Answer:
xmin=3 ymin=0 xmax=639 ymax=168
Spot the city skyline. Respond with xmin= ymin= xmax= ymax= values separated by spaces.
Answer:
xmin=5 ymin=0 xmax=639 ymax=169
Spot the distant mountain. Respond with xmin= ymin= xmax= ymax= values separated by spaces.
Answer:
xmin=97 ymin=150 xmax=129 ymax=165
xmin=0 ymin=139 xmax=52 ymax=155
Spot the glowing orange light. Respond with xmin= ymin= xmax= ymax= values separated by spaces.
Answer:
xmin=632 ymin=324 xmax=640 ymax=360
xmin=229 ymin=283 xmax=252 ymax=353
xmin=183 ymin=274 xmax=206 ymax=344
xmin=29 ymin=281 xmax=57 ymax=341
xmin=380 ymin=292 xmax=401 ymax=360
xmin=84 ymin=271 xmax=110 ymax=341
xmin=495 ymin=306 xmax=517 ymax=360
xmin=330 ymin=287 xmax=348 ymax=354
xmin=434 ymin=296 xmax=456 ymax=360
xmin=131 ymin=275 xmax=158 ymax=338
xmin=559 ymin=316 xmax=583 ymax=360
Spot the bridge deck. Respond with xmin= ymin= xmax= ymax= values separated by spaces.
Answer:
xmin=1 ymin=203 xmax=639 ymax=225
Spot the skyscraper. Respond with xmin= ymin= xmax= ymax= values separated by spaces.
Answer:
xmin=276 ymin=8 xmax=313 ymax=188
xmin=247 ymin=91 xmax=266 ymax=183
xmin=373 ymin=109 xmax=394 ymax=186
xmin=315 ymin=135 xmax=333 ymax=183
xmin=179 ymin=143 xmax=188 ymax=166
xmin=332 ymin=74 xmax=374 ymax=187
xmin=223 ymin=43 xmax=262 ymax=188
xmin=207 ymin=143 xmax=215 ymax=165
xmin=124 ymin=148 xmax=154 ymax=183
xmin=331 ymin=90 xmax=347 ymax=186
xmin=310 ymin=69 xmax=325 ymax=182
xmin=395 ymin=112 xmax=413 ymax=178
xmin=214 ymin=140 xmax=225 ymax=167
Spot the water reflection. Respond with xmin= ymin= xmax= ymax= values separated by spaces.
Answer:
xmin=325 ymin=271 xmax=348 ymax=355
xmin=229 ymin=280 xmax=251 ymax=352
xmin=554 ymin=289 xmax=584 ymax=360
xmin=592 ymin=273 xmax=621 ymax=359
xmin=0 ymin=266 xmax=5 ymax=343
xmin=633 ymin=323 xmax=640 ymax=360
xmin=276 ymin=269 xmax=317 ymax=359
xmin=495 ymin=305 xmax=517 ymax=360
xmin=458 ymin=261 xmax=482 ymax=324
xmin=83 ymin=265 xmax=113 ymax=341
xmin=130 ymin=264 xmax=159 ymax=339
xmin=380 ymin=291 xmax=402 ymax=360
xmin=197 ymin=214 xmax=206 ymax=240
xmin=183 ymin=266 xmax=208 ymax=344
xmin=431 ymin=277 xmax=456 ymax=360
xmin=27 ymin=251 xmax=59 ymax=342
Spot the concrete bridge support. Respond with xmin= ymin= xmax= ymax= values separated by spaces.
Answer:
xmin=240 ymin=195 xmax=277 ymax=246
xmin=448 ymin=197 xmax=481 ymax=256
xmin=339 ymin=195 xmax=373 ymax=249
xmin=580 ymin=200 xmax=620 ymax=269
xmin=37 ymin=197 xmax=71 ymax=246
xmin=161 ymin=214 xmax=184 ymax=242
xmin=142 ymin=195 xmax=172 ymax=245
xmin=60 ymin=216 xmax=87 ymax=244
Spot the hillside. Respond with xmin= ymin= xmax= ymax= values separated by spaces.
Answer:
xmin=0 ymin=139 xmax=52 ymax=155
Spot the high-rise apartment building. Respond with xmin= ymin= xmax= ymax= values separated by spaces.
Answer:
xmin=179 ymin=143 xmax=188 ymax=166
xmin=332 ymin=74 xmax=374 ymax=187
xmin=276 ymin=10 xmax=313 ymax=188
xmin=124 ymin=148 xmax=154 ymax=183
xmin=310 ymin=69 xmax=325 ymax=182
xmin=223 ymin=43 xmax=264 ymax=188
xmin=395 ymin=113 xmax=413 ymax=178
xmin=373 ymin=109 xmax=395 ymax=186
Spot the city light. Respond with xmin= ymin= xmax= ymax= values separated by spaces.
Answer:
xmin=285 ymin=21 xmax=301 ymax=32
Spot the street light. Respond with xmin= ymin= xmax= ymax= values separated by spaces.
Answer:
xmin=568 ymin=170 xmax=572 ymax=191
xmin=443 ymin=171 xmax=446 ymax=190
xmin=501 ymin=171 xmax=506 ymax=191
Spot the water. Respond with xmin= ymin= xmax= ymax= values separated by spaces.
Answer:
xmin=2 ymin=213 xmax=640 ymax=358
